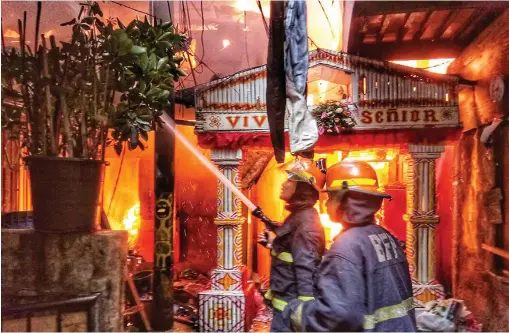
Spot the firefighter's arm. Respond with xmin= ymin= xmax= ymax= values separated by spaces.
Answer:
xmin=291 ymin=228 xmax=324 ymax=300
xmin=283 ymin=254 xmax=366 ymax=332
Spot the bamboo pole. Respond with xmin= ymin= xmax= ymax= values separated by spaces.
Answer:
xmin=41 ymin=34 xmax=56 ymax=155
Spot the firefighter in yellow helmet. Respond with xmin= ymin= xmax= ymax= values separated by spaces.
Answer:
xmin=281 ymin=160 xmax=416 ymax=332
xmin=253 ymin=157 xmax=326 ymax=332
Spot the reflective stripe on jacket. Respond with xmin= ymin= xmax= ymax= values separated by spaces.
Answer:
xmin=267 ymin=207 xmax=325 ymax=311
xmin=283 ymin=224 xmax=417 ymax=332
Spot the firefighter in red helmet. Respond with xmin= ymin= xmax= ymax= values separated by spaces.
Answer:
xmin=282 ymin=160 xmax=416 ymax=332
xmin=253 ymin=157 xmax=326 ymax=332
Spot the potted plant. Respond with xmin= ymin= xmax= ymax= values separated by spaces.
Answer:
xmin=1 ymin=2 xmax=187 ymax=232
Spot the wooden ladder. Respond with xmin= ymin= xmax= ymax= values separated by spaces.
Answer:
xmin=124 ymin=272 xmax=152 ymax=332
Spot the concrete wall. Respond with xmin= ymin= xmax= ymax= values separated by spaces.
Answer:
xmin=448 ymin=9 xmax=509 ymax=331
xmin=1 ymin=230 xmax=128 ymax=332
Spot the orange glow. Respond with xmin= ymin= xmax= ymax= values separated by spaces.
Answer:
xmin=319 ymin=212 xmax=343 ymax=248
xmin=123 ymin=203 xmax=141 ymax=248
xmin=255 ymin=149 xmax=396 ymax=274
xmin=391 ymin=59 xmax=454 ymax=74
xmin=231 ymin=0 xmax=342 ymax=51
xmin=318 ymin=80 xmax=328 ymax=103
xmin=234 ymin=0 xmax=270 ymax=17
xmin=178 ymin=38 xmax=197 ymax=70
xmin=307 ymin=0 xmax=342 ymax=51
xmin=222 ymin=39 xmax=231 ymax=50
xmin=4 ymin=29 xmax=20 ymax=38
xmin=445 ymin=93 xmax=449 ymax=102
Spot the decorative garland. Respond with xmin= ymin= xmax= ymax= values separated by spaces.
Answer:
xmin=312 ymin=100 xmax=358 ymax=135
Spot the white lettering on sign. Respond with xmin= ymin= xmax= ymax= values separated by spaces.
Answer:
xmin=356 ymin=107 xmax=460 ymax=129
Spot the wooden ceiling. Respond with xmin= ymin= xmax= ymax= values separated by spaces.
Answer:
xmin=345 ymin=1 xmax=509 ymax=60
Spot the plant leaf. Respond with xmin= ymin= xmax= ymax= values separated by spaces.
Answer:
xmin=176 ymin=68 xmax=187 ymax=77
xmin=129 ymin=45 xmax=146 ymax=55
xmin=81 ymin=16 xmax=95 ymax=25
xmin=159 ymin=90 xmax=170 ymax=100
xmin=158 ymin=31 xmax=174 ymax=41
xmin=117 ymin=18 xmax=126 ymax=30
xmin=140 ymin=130 xmax=148 ymax=141
xmin=114 ymin=141 xmax=123 ymax=155
xmin=157 ymin=56 xmax=168 ymax=70
xmin=148 ymin=53 xmax=157 ymax=70
xmin=139 ymin=80 xmax=147 ymax=93
xmin=60 ymin=18 xmax=77 ymax=26
xmin=91 ymin=2 xmax=103 ymax=17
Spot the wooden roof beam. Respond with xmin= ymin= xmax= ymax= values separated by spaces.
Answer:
xmin=356 ymin=40 xmax=464 ymax=60
xmin=347 ymin=16 xmax=366 ymax=54
xmin=459 ymin=8 xmax=503 ymax=42
xmin=342 ymin=0 xmax=355 ymax=52
xmin=433 ymin=10 xmax=455 ymax=40
xmin=397 ymin=13 xmax=411 ymax=42
xmin=450 ymin=8 xmax=476 ymax=40
xmin=376 ymin=15 xmax=387 ymax=43
xmin=413 ymin=10 xmax=432 ymax=40
xmin=354 ymin=1 xmax=507 ymax=16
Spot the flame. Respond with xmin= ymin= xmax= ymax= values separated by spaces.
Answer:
xmin=391 ymin=59 xmax=454 ymax=74
xmin=178 ymin=38 xmax=197 ymax=70
xmin=320 ymin=213 xmax=343 ymax=247
xmin=123 ymin=203 xmax=141 ymax=248
xmin=43 ymin=30 xmax=53 ymax=36
xmin=4 ymin=29 xmax=20 ymax=38
xmin=234 ymin=0 xmax=270 ymax=17
xmin=307 ymin=0 xmax=342 ymax=51
xmin=222 ymin=39 xmax=231 ymax=50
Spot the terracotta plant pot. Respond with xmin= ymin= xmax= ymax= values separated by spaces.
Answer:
xmin=25 ymin=156 xmax=106 ymax=233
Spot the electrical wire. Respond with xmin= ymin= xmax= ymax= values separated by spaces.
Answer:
xmin=420 ymin=60 xmax=454 ymax=70
xmin=256 ymin=0 xmax=269 ymax=37
xmin=244 ymin=11 xmax=251 ymax=68
xmin=111 ymin=1 xmax=156 ymax=19
xmin=318 ymin=0 xmax=336 ymax=39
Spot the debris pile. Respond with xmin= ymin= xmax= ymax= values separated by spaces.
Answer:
xmin=416 ymin=299 xmax=482 ymax=332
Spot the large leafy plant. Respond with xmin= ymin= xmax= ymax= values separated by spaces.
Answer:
xmin=1 ymin=2 xmax=187 ymax=159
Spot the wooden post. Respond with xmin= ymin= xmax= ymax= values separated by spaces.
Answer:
xmin=150 ymin=2 xmax=175 ymax=330
xmin=152 ymin=90 xmax=175 ymax=331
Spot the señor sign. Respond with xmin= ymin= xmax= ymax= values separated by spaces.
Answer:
xmin=195 ymin=106 xmax=460 ymax=132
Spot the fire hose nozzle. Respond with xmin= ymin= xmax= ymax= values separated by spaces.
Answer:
xmin=252 ymin=207 xmax=281 ymax=231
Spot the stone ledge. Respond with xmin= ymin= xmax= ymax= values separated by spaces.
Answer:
xmin=1 ymin=229 xmax=128 ymax=332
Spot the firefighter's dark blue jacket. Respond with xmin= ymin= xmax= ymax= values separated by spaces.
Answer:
xmin=282 ymin=192 xmax=417 ymax=332
xmin=266 ymin=206 xmax=326 ymax=311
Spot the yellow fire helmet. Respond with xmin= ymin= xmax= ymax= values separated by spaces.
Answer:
xmin=280 ymin=157 xmax=326 ymax=191
xmin=324 ymin=160 xmax=392 ymax=199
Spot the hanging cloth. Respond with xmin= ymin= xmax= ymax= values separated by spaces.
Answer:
xmin=284 ymin=0 xmax=318 ymax=157
xmin=266 ymin=0 xmax=287 ymax=163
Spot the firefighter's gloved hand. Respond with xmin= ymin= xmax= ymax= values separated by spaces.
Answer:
xmin=252 ymin=207 xmax=281 ymax=231
xmin=257 ymin=229 xmax=275 ymax=249
xmin=252 ymin=207 xmax=266 ymax=219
